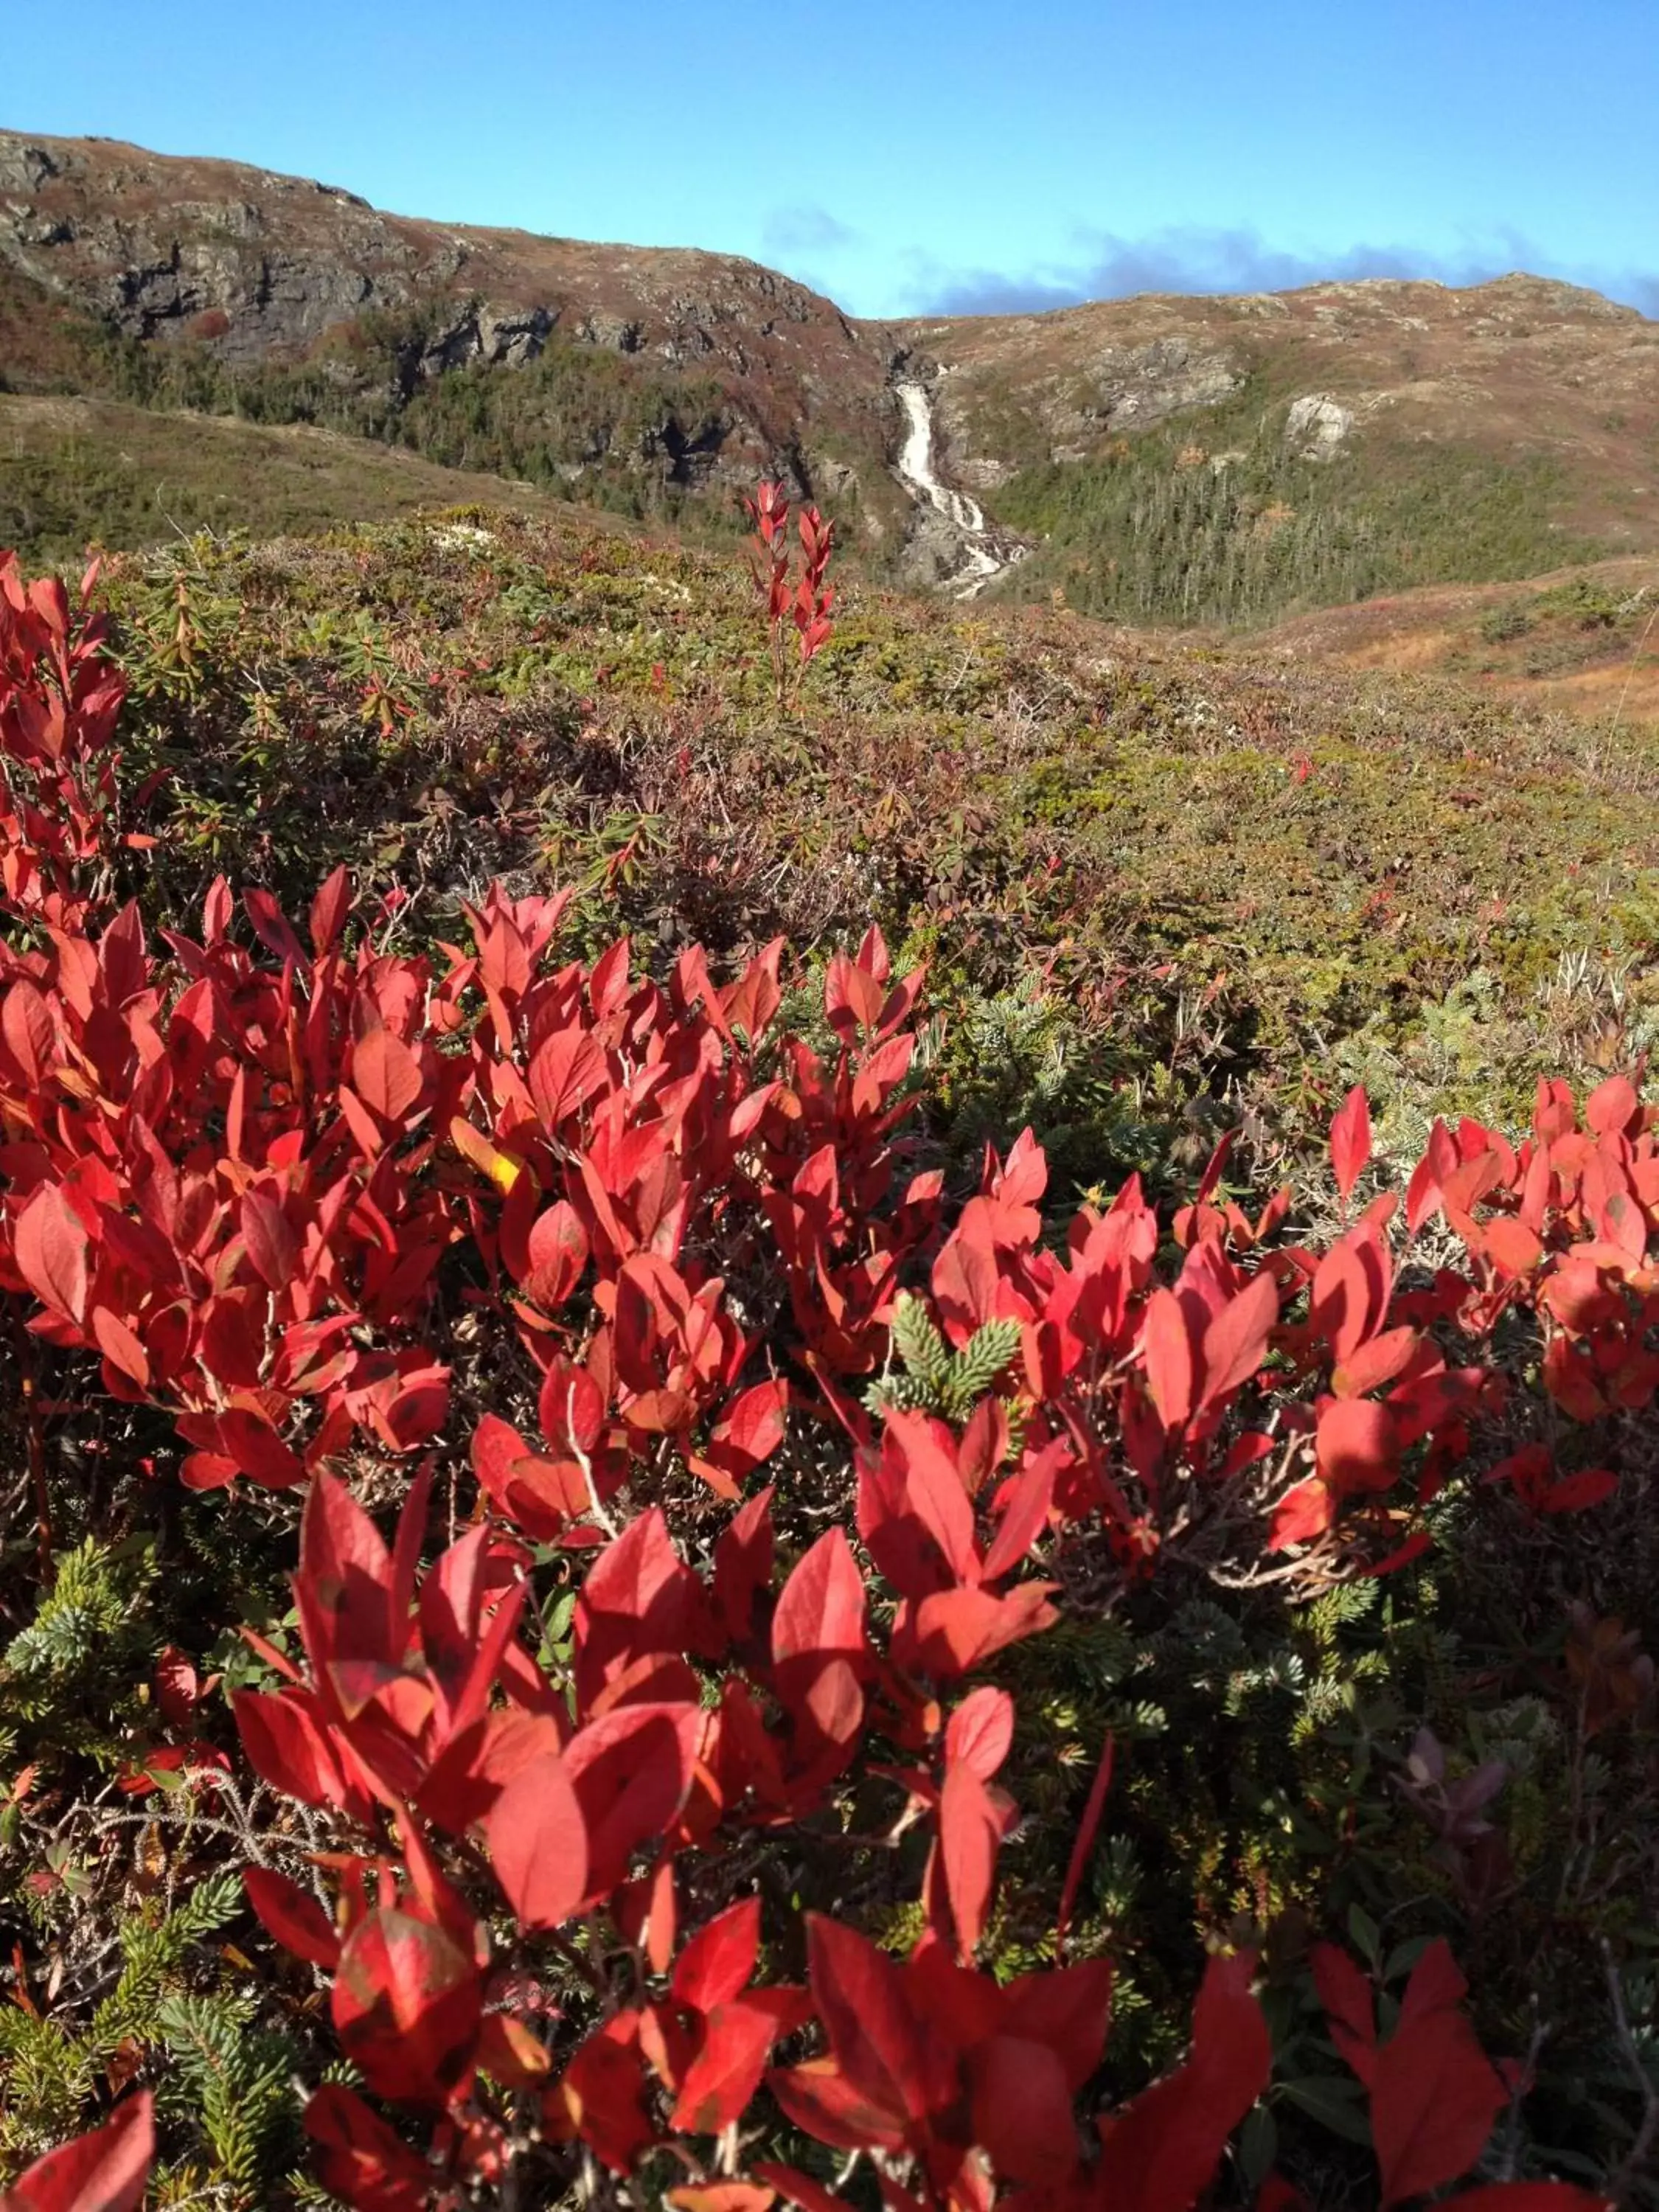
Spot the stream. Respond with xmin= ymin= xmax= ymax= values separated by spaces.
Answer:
xmin=892 ymin=378 xmax=1026 ymax=599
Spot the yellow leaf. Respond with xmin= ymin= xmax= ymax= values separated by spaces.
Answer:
xmin=449 ymin=1116 xmax=524 ymax=1192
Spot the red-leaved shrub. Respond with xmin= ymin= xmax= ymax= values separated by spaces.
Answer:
xmin=0 ymin=547 xmax=1642 ymax=2208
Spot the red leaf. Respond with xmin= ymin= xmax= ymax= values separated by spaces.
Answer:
xmin=1317 ymin=1397 xmax=1401 ymax=1495
xmin=14 ymin=1183 xmax=88 ymax=1324
xmin=945 ymin=1686 xmax=1014 ymax=1780
xmin=180 ymin=1452 xmax=240 ymax=1493
xmin=1483 ymin=1216 xmax=1543 ymax=1280
xmin=1332 ymin=1325 xmax=1419 ymax=1399
xmin=2 ymin=980 xmax=55 ymax=1088
xmin=1330 ymin=1085 xmax=1373 ymax=1203
xmin=1311 ymin=1941 xmax=1376 ymax=2084
xmin=233 ymin=1689 xmax=349 ymax=1812
xmin=153 ymin=1647 xmax=199 ymax=1728
xmin=880 ymin=1408 xmax=979 ymax=1585
xmin=0 ymin=2091 xmax=153 ymax=2212
xmin=554 ymin=2016 xmax=655 ymax=2173
xmin=1001 ymin=1957 xmax=1114 ymax=2090
xmin=524 ymin=1200 xmax=589 ymax=1310
xmin=1056 ymin=1732 xmax=1113 ymax=1952
xmin=333 ymin=1906 xmax=481 ymax=2104
xmin=305 ymin=2083 xmax=431 ymax=2212
xmin=713 ymin=1486 xmax=774 ymax=1647
xmin=539 ymin=1357 xmax=606 ymax=1467
xmin=309 ymin=866 xmax=353 ymax=957
xmin=1256 ymin=2183 xmax=1312 ymax=2212
xmin=771 ymin=1527 xmax=867 ymax=1750
xmin=1199 ymin=1272 xmax=1279 ymax=1410
xmin=980 ymin=1441 xmax=1060 ymax=1583
xmin=939 ymin=1759 xmax=1003 ymax=1957
xmin=472 ymin=1411 xmax=535 ymax=1494
xmin=669 ymin=1994 xmax=796 ymax=2136
xmin=574 ymin=1508 xmax=703 ymax=1710
xmin=482 ymin=1751 xmax=589 ymax=1930
xmin=1268 ymin=1475 xmax=1335 ymax=1550
xmin=351 ymin=1028 xmax=422 ymax=1122
xmin=1309 ymin=1235 xmax=1385 ymax=1367
xmin=197 ymin=1293 xmax=265 ymax=1391
xmin=672 ymin=1897 xmax=761 ymax=2015
xmin=931 ymin=1220 xmax=1000 ymax=1342
xmin=243 ymin=1865 xmax=341 ymax=1971
xmin=1540 ymin=1469 xmax=1618 ymax=1514
xmin=528 ymin=1026 xmax=607 ymax=1127
xmin=667 ymin=2188 xmax=777 ymax=2212
xmin=767 ymin=2056 xmax=908 ymax=2154
xmin=959 ymin=1394 xmax=1010 ymax=1497
xmin=707 ymin=1378 xmax=789 ymax=1476
xmin=824 ymin=950 xmax=885 ymax=1040
xmin=1094 ymin=1950 xmax=1271 ymax=2212
xmin=240 ymin=1190 xmax=298 ymax=1291
xmin=476 ymin=2011 xmax=554 ymax=2089
xmin=1141 ymin=1287 xmax=1196 ymax=1431
xmin=1371 ymin=1944 xmax=1505 ymax=2206
xmin=562 ymin=1702 xmax=701 ymax=1897
xmin=376 ymin=1364 xmax=450 ymax=1453
xmin=337 ymin=1084 xmax=386 ymax=1159
xmin=898 ymin=1582 xmax=1057 ymax=1678
xmin=1585 ymin=1074 xmax=1639 ymax=1138
xmin=473 ymin=1412 xmax=588 ymax=1534
xmin=755 ymin=2163 xmax=859 ymax=2212
xmin=804 ymin=1914 xmax=930 ymax=2127
xmin=968 ymin=2032 xmax=1079 ymax=2186
xmin=243 ymin=888 xmax=305 ymax=964
xmin=1397 ymin=1938 xmax=1469 ymax=2025
xmin=588 ymin=936 xmax=633 ymax=1017
xmin=91 ymin=1307 xmax=150 ymax=1391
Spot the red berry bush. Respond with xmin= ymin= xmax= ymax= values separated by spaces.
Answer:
xmin=0 ymin=532 xmax=1652 ymax=2210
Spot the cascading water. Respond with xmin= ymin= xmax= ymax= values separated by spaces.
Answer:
xmin=891 ymin=378 xmax=1025 ymax=599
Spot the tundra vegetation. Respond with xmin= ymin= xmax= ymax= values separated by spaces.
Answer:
xmin=0 ymin=490 xmax=1655 ymax=2211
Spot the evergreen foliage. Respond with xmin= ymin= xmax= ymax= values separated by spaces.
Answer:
xmin=994 ymin=387 xmax=1610 ymax=626
xmin=866 ymin=1293 xmax=1024 ymax=1422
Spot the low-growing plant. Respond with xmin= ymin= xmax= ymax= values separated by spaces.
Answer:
xmin=0 ymin=546 xmax=1654 ymax=2210
xmin=742 ymin=479 xmax=835 ymax=714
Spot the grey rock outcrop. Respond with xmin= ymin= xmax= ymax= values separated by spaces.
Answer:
xmin=1284 ymin=393 xmax=1355 ymax=458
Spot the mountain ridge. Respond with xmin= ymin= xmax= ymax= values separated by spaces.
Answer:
xmin=5 ymin=126 xmax=1659 ymax=617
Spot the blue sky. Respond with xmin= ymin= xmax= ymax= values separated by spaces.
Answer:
xmin=6 ymin=0 xmax=1656 ymax=319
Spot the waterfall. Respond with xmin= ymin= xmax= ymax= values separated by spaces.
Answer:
xmin=891 ymin=379 xmax=1024 ymax=599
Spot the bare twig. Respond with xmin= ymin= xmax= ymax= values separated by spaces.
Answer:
xmin=568 ymin=1378 xmax=617 ymax=1539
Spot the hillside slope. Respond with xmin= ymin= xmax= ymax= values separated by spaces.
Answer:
xmin=4 ymin=128 xmax=1659 ymax=619
xmin=0 ymin=389 xmax=626 ymax=560
xmin=928 ymin=277 xmax=1659 ymax=622
xmin=1251 ymin=556 xmax=1659 ymax=724
xmin=919 ymin=274 xmax=1659 ymax=512
xmin=4 ymin=508 xmax=1659 ymax=2211
xmin=0 ymin=129 xmax=910 ymax=546
xmin=75 ymin=502 xmax=1659 ymax=1185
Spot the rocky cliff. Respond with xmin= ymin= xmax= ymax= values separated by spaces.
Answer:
xmin=0 ymin=128 xmax=905 ymax=527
